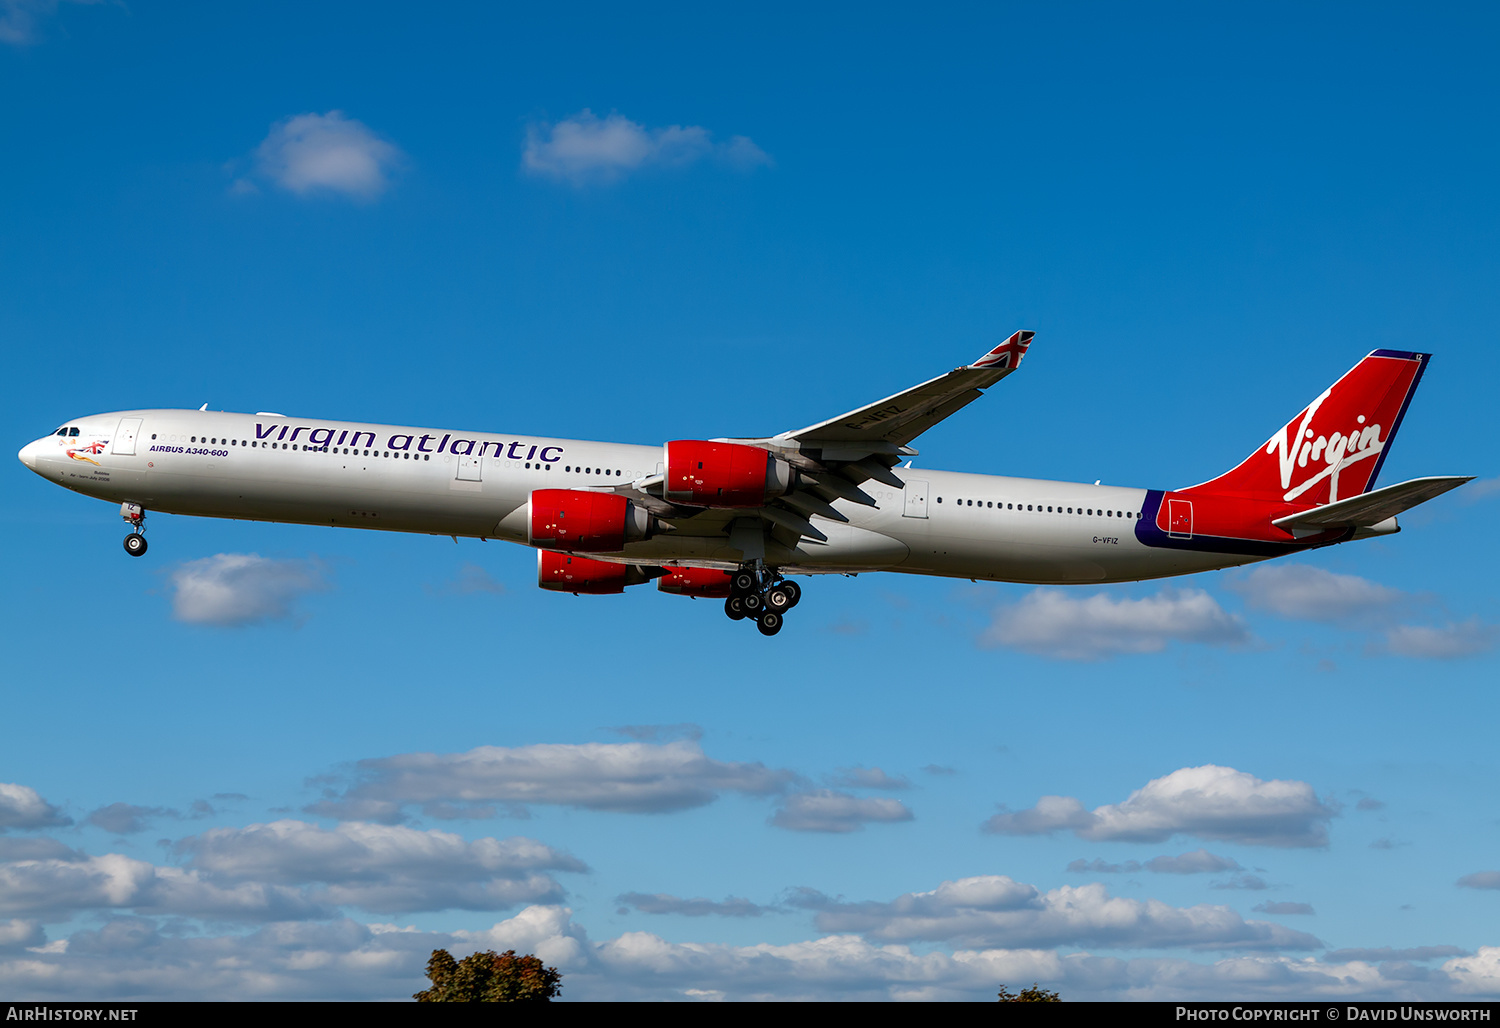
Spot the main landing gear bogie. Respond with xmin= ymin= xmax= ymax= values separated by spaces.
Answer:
xmin=724 ymin=566 xmax=801 ymax=637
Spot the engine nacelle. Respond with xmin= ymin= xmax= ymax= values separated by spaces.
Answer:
xmin=537 ymin=551 xmax=653 ymax=594
xmin=529 ymin=489 xmax=653 ymax=552
xmin=663 ymin=440 xmax=796 ymax=508
xmin=657 ymin=566 xmax=733 ymax=598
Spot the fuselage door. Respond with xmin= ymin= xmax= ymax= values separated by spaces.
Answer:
xmin=1167 ymin=498 xmax=1194 ymax=538
xmin=902 ymin=479 xmax=929 ymax=519
xmin=457 ymin=454 xmax=482 ymax=482
xmin=111 ymin=418 xmax=142 ymax=456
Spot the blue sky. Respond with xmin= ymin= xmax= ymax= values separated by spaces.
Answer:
xmin=3 ymin=0 xmax=1499 ymax=1001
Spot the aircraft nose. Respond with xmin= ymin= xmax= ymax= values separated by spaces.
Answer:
xmin=18 ymin=438 xmax=43 ymax=471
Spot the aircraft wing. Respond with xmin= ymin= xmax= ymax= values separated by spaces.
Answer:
xmin=1272 ymin=476 xmax=1473 ymax=532
xmin=624 ymin=331 xmax=1036 ymax=553
xmin=778 ymin=330 xmax=1035 ymax=452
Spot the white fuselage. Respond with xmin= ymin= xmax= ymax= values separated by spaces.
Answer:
xmin=19 ymin=409 xmax=1258 ymax=584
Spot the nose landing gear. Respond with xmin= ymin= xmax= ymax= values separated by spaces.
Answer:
xmin=723 ymin=564 xmax=802 ymax=636
xmin=121 ymin=502 xmax=148 ymax=557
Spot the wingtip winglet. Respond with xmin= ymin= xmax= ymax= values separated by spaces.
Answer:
xmin=969 ymin=330 xmax=1035 ymax=370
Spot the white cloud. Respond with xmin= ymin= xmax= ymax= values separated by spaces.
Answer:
xmin=0 ymin=919 xmax=43 ymax=951
xmin=522 ymin=110 xmax=770 ymax=185
xmin=0 ymin=838 xmax=82 ymax=862
xmin=0 ymin=852 xmax=327 ymax=921
xmin=1446 ymin=947 xmax=1500 ymax=995
xmin=1069 ymin=850 xmax=1245 ymax=875
xmin=770 ymin=791 xmax=914 ymax=833
xmin=1461 ymin=476 xmax=1500 ymax=502
xmin=1225 ymin=565 xmax=1495 ymax=659
xmin=982 ymin=588 xmax=1249 ymax=660
xmin=615 ymin=893 xmax=770 ymax=918
xmin=1067 ymin=857 xmax=1141 ymax=874
xmin=86 ymin=803 xmax=177 ymax=835
xmin=0 ymin=820 xmax=583 ymax=922
xmin=306 ymin=741 xmax=797 ymax=821
xmin=604 ymin=723 xmax=703 ymax=743
xmin=176 ymin=820 xmax=584 ymax=915
xmin=0 ymin=0 xmax=99 ymax=46
xmin=986 ymin=794 xmax=1094 ymax=835
xmin=0 ymin=917 xmax=442 ymax=1001
xmin=1384 ymin=618 xmax=1498 ymax=659
xmin=793 ymin=876 xmax=1319 ymax=952
xmin=1145 ymin=850 xmax=1245 ymax=874
xmin=0 ymin=904 xmax=1493 ymax=1001
xmin=984 ymin=765 xmax=1338 ymax=848
xmin=240 ymin=111 xmax=404 ymax=200
xmin=0 ymin=0 xmax=47 ymax=44
xmin=462 ymin=911 xmax=1498 ymax=1001
xmin=0 ymin=784 xmax=71 ymax=831
xmin=1325 ymin=947 xmax=1468 ymax=963
xmin=1458 ymin=871 xmax=1500 ymax=890
xmin=454 ymin=904 xmax=595 ymax=972
xmin=167 ymin=553 xmax=329 ymax=626
xmin=441 ymin=563 xmax=505 ymax=595
xmin=827 ymin=766 xmax=910 ymax=790
xmin=1229 ymin=564 xmax=1406 ymax=622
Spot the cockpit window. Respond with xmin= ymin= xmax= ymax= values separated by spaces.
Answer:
xmin=69 ymin=427 xmax=80 ymax=437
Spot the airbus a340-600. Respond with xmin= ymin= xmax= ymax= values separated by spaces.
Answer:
xmin=17 ymin=333 xmax=1471 ymax=636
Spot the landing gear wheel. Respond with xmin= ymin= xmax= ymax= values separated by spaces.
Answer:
xmin=780 ymin=580 xmax=802 ymax=608
xmin=757 ymin=610 xmax=783 ymax=636
xmin=742 ymin=592 xmax=763 ymax=614
xmin=765 ymin=586 xmax=794 ymax=612
xmin=123 ymin=533 xmax=148 ymax=557
xmin=725 ymin=595 xmax=747 ymax=621
xmin=732 ymin=570 xmax=758 ymax=595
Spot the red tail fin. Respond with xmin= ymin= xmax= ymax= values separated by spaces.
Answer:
xmin=1183 ymin=350 xmax=1429 ymax=505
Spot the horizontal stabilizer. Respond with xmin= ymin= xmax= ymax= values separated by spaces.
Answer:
xmin=1272 ymin=476 xmax=1473 ymax=531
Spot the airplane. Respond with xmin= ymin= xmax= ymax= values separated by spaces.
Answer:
xmin=16 ymin=333 xmax=1472 ymax=636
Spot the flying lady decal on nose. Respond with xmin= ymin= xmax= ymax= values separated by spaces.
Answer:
xmin=67 ymin=439 xmax=108 ymax=466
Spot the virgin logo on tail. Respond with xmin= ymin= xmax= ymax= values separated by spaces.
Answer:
xmin=1265 ymin=387 xmax=1386 ymax=503
xmin=1182 ymin=350 xmax=1426 ymax=508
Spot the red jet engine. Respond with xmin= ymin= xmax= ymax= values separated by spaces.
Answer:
xmin=663 ymin=440 xmax=796 ymax=507
xmin=529 ymin=489 xmax=653 ymax=552
xmin=537 ymin=551 xmax=654 ymax=594
xmin=656 ymin=566 xmax=734 ymax=598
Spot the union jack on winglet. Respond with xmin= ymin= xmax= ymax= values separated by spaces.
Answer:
xmin=969 ymin=330 xmax=1035 ymax=371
